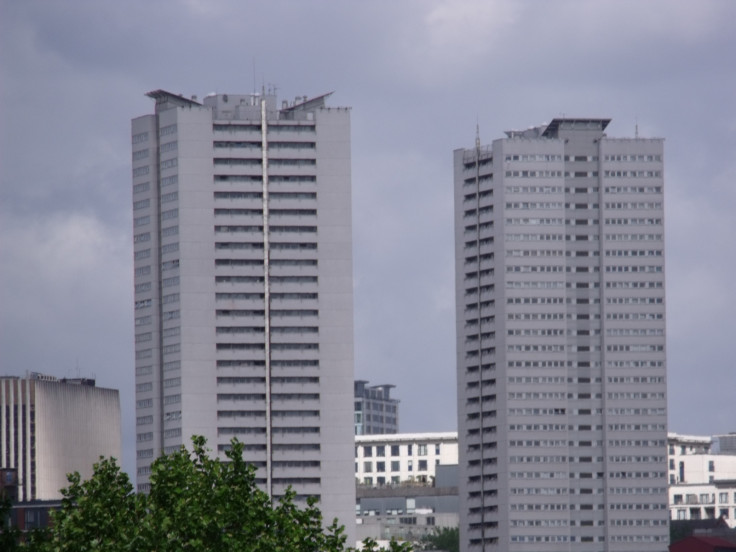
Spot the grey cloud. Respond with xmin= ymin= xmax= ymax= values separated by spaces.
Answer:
xmin=1 ymin=0 xmax=734 ymax=477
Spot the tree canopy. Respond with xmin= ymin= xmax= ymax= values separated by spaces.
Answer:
xmin=417 ymin=526 xmax=459 ymax=552
xmin=2 ymin=436 xmax=410 ymax=552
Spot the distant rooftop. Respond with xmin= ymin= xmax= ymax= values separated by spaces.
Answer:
xmin=0 ymin=372 xmax=97 ymax=387
xmin=145 ymin=89 xmax=338 ymax=121
xmin=504 ymin=117 xmax=611 ymax=139
xmin=146 ymin=89 xmax=202 ymax=107
xmin=669 ymin=432 xmax=713 ymax=444
xmin=356 ymin=432 xmax=457 ymax=443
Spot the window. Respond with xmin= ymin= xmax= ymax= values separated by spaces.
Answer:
xmin=161 ymin=141 xmax=177 ymax=153
xmin=391 ymin=445 xmax=400 ymax=456
xmin=376 ymin=462 xmax=385 ymax=472
xmin=135 ymin=282 xmax=151 ymax=293
xmin=164 ymin=394 xmax=181 ymax=405
xmin=134 ymin=215 xmax=150 ymax=227
xmin=391 ymin=461 xmax=400 ymax=472
xmin=160 ymin=158 xmax=177 ymax=170
xmin=435 ymin=444 xmax=441 ymax=455
xmin=159 ymin=124 xmax=177 ymax=136
xmin=720 ymin=493 xmax=729 ymax=504
xmin=407 ymin=444 xmax=413 ymax=456
xmin=408 ymin=460 xmax=413 ymax=472
xmin=418 ymin=460 xmax=428 ymax=471
xmin=709 ymin=460 xmax=715 ymax=472
xmin=363 ymin=445 xmax=372 ymax=457
xmin=161 ymin=175 xmax=178 ymax=187
xmin=164 ymin=377 xmax=181 ymax=388
xmin=364 ymin=462 xmax=372 ymax=473
xmin=418 ymin=444 xmax=427 ymax=456
xmin=376 ymin=445 xmax=385 ymax=457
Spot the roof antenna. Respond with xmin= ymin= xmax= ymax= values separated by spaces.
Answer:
xmin=252 ymin=58 xmax=256 ymax=95
xmin=475 ymin=118 xmax=481 ymax=152
xmin=635 ymin=116 xmax=639 ymax=138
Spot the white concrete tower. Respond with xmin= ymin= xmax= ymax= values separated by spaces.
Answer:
xmin=454 ymin=119 xmax=668 ymax=551
xmin=131 ymin=90 xmax=355 ymax=536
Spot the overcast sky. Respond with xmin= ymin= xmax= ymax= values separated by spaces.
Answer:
xmin=1 ymin=0 xmax=734 ymax=477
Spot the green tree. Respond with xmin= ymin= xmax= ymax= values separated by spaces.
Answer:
xmin=418 ymin=526 xmax=459 ymax=552
xmin=38 ymin=436 xmax=411 ymax=552
xmin=0 ymin=495 xmax=21 ymax=552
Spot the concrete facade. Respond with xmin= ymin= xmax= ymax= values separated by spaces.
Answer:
xmin=131 ymin=89 xmax=355 ymax=536
xmin=668 ymin=432 xmax=736 ymax=528
xmin=356 ymin=471 xmax=459 ymax=545
xmin=0 ymin=374 xmax=121 ymax=501
xmin=454 ymin=119 xmax=668 ymax=551
xmin=354 ymin=380 xmax=399 ymax=435
xmin=355 ymin=433 xmax=460 ymax=546
xmin=355 ymin=432 xmax=458 ymax=486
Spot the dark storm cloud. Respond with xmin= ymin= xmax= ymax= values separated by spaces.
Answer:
xmin=1 ymin=0 xmax=734 ymax=476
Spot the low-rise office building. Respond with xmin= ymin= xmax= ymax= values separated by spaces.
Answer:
xmin=669 ymin=432 xmax=736 ymax=528
xmin=355 ymin=432 xmax=459 ymax=544
xmin=0 ymin=373 xmax=121 ymax=501
xmin=355 ymin=432 xmax=457 ymax=486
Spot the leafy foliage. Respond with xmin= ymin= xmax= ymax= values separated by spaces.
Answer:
xmin=6 ymin=436 xmax=412 ymax=552
xmin=0 ymin=495 xmax=21 ymax=552
xmin=417 ymin=526 xmax=459 ymax=552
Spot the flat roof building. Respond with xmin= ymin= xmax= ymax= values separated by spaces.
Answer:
xmin=131 ymin=89 xmax=355 ymax=536
xmin=0 ymin=373 xmax=121 ymax=501
xmin=355 ymin=432 xmax=458 ymax=487
xmin=668 ymin=432 xmax=736 ymax=528
xmin=454 ymin=119 xmax=668 ymax=550
xmin=354 ymin=380 xmax=399 ymax=435
xmin=355 ymin=432 xmax=459 ymax=545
